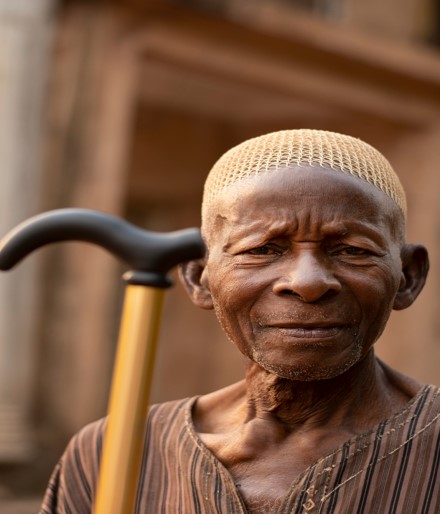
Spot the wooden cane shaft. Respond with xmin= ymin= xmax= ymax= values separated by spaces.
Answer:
xmin=93 ymin=285 xmax=165 ymax=514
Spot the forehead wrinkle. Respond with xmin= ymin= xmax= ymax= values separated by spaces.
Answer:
xmin=209 ymin=201 xmax=393 ymax=253
xmin=223 ymin=213 xmax=298 ymax=247
xmin=219 ymin=202 xmax=383 ymax=241
xmin=203 ymin=166 xmax=405 ymax=248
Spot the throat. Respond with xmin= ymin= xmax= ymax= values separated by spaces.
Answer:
xmin=243 ymin=362 xmax=365 ymax=429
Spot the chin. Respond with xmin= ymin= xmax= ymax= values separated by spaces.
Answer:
xmin=253 ymin=348 xmax=364 ymax=382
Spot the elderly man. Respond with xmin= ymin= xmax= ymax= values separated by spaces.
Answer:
xmin=40 ymin=129 xmax=438 ymax=514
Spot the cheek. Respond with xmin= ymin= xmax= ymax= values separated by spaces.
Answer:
xmin=207 ymin=267 xmax=264 ymax=341
xmin=348 ymin=255 xmax=401 ymax=298
xmin=207 ymin=268 xmax=240 ymax=326
xmin=208 ymin=263 xmax=262 ymax=309
xmin=352 ymin=266 xmax=401 ymax=332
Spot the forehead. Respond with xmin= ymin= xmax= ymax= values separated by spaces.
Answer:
xmin=204 ymin=165 xmax=402 ymax=240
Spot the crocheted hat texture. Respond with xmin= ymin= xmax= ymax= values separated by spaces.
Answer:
xmin=202 ymin=129 xmax=406 ymax=223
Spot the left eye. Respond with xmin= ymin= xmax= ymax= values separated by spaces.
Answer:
xmin=335 ymin=246 xmax=371 ymax=256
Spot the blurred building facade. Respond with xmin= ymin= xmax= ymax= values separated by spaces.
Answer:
xmin=0 ymin=0 xmax=440 ymax=508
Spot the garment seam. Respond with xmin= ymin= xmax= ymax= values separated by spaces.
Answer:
xmin=184 ymin=398 xmax=247 ymax=514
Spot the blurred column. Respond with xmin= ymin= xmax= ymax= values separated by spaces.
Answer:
xmin=0 ymin=0 xmax=55 ymax=460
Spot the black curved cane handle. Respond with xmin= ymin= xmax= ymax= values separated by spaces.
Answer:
xmin=0 ymin=209 xmax=205 ymax=287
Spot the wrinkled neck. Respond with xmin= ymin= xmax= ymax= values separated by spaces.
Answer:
xmin=243 ymin=351 xmax=400 ymax=431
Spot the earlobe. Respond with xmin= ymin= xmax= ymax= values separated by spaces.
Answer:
xmin=393 ymin=244 xmax=429 ymax=311
xmin=178 ymin=259 xmax=214 ymax=310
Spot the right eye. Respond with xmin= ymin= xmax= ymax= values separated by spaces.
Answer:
xmin=245 ymin=245 xmax=280 ymax=256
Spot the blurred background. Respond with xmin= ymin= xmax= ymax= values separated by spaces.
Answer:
xmin=0 ymin=0 xmax=440 ymax=511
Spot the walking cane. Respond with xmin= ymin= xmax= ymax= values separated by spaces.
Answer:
xmin=0 ymin=208 xmax=205 ymax=514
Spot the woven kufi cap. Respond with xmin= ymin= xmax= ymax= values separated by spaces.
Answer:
xmin=202 ymin=129 xmax=407 ymax=224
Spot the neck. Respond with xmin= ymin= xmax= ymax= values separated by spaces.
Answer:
xmin=243 ymin=351 xmax=405 ymax=432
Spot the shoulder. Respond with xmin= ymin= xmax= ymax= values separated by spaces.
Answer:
xmin=417 ymin=383 xmax=440 ymax=413
xmin=70 ymin=397 xmax=195 ymax=469
xmin=39 ymin=397 xmax=197 ymax=514
xmin=409 ymin=384 xmax=440 ymax=439
xmin=71 ymin=396 xmax=195 ymax=445
xmin=66 ymin=396 xmax=196 ymax=467
xmin=421 ymin=383 xmax=440 ymax=416
xmin=38 ymin=418 xmax=107 ymax=514
xmin=148 ymin=395 xmax=196 ymax=423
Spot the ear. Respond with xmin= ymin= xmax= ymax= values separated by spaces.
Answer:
xmin=178 ymin=259 xmax=214 ymax=310
xmin=393 ymin=244 xmax=429 ymax=311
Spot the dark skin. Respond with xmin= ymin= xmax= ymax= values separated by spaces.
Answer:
xmin=180 ymin=166 xmax=429 ymax=513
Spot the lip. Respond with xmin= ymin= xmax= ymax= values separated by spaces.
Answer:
xmin=262 ymin=322 xmax=347 ymax=339
xmin=268 ymin=321 xmax=345 ymax=329
xmin=276 ymin=327 xmax=343 ymax=339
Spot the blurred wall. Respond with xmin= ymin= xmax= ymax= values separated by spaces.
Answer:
xmin=0 ymin=0 xmax=56 ymax=505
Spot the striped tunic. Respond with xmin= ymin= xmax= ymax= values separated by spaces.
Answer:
xmin=40 ymin=384 xmax=440 ymax=513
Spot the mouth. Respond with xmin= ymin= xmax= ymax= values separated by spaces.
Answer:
xmin=262 ymin=322 xmax=348 ymax=340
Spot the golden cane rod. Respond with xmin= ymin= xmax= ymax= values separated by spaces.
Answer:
xmin=93 ymin=285 xmax=165 ymax=514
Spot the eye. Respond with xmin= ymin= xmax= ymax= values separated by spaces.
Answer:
xmin=332 ymin=245 xmax=373 ymax=257
xmin=245 ymin=244 xmax=281 ymax=256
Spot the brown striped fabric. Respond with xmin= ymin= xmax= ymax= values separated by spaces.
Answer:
xmin=40 ymin=384 xmax=440 ymax=513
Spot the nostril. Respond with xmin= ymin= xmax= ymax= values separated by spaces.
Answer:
xmin=320 ymin=289 xmax=339 ymax=301
xmin=277 ymin=287 xmax=337 ymax=302
xmin=279 ymin=289 xmax=295 ymax=296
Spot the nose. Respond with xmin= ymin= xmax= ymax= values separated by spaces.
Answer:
xmin=272 ymin=251 xmax=341 ymax=302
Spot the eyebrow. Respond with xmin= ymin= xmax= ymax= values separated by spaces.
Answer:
xmin=328 ymin=222 xmax=391 ymax=250
xmin=223 ymin=219 xmax=389 ymax=252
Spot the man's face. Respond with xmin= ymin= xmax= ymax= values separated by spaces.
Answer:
xmin=201 ymin=165 xmax=405 ymax=381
